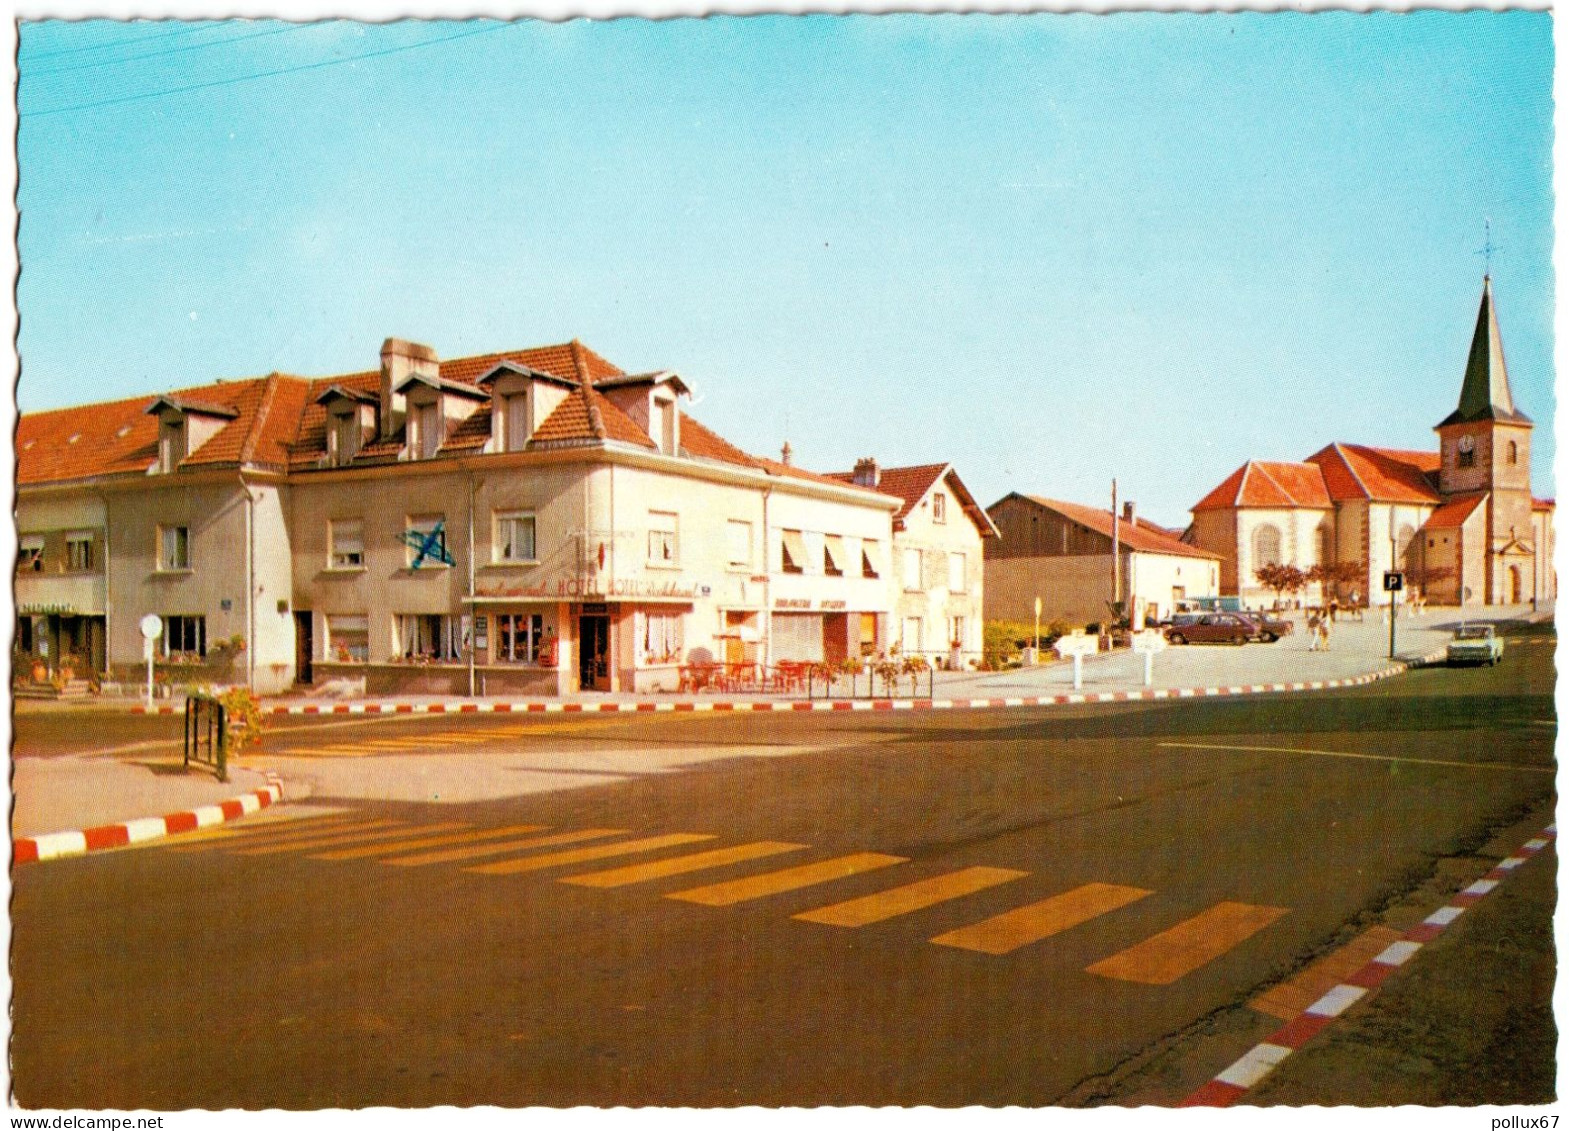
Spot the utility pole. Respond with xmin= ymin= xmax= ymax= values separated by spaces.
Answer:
xmin=1388 ymin=525 xmax=1398 ymax=660
xmin=1111 ymin=479 xmax=1121 ymax=615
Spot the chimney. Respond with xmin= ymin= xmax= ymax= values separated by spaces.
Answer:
xmin=852 ymin=457 xmax=881 ymax=488
xmin=1123 ymin=500 xmax=1136 ymax=527
xmin=780 ymin=440 xmax=793 ymax=466
xmin=379 ymin=338 xmax=439 ymax=441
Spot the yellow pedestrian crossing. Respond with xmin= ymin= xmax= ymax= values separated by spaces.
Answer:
xmin=310 ymin=824 xmax=549 ymax=861
xmin=159 ymin=813 xmax=355 ymax=846
xmin=1085 ymin=901 xmax=1289 ymax=984
xmin=667 ymin=853 xmax=908 ymax=906
xmin=233 ymin=822 xmax=468 ymax=856
xmin=165 ymin=817 xmax=398 ymax=851
xmin=466 ymin=833 xmax=717 ymax=876
xmin=178 ymin=806 xmax=1293 ymax=985
xmin=794 ymin=866 xmax=1029 ymax=928
xmin=382 ymin=828 xmax=629 ymax=867
xmin=931 ymin=882 xmax=1153 ymax=955
xmin=562 ymin=841 xmax=810 ymax=888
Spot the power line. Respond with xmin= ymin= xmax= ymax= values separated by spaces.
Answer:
xmin=26 ymin=24 xmax=310 ymax=79
xmin=21 ymin=21 xmax=224 ymax=62
xmin=21 ymin=22 xmax=517 ymax=120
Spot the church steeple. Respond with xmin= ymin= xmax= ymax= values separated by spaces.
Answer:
xmin=1437 ymin=277 xmax=1531 ymax=428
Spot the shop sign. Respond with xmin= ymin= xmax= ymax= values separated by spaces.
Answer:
xmin=19 ymin=603 xmax=79 ymax=616
xmin=775 ymin=598 xmax=811 ymax=610
xmin=476 ymin=576 xmax=699 ymax=601
xmin=821 ymin=600 xmax=847 ymax=611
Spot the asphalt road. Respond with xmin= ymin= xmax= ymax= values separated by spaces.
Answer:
xmin=11 ymin=625 xmax=1556 ymax=1108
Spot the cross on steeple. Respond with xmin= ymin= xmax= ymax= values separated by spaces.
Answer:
xmin=1476 ymin=219 xmax=1500 ymax=279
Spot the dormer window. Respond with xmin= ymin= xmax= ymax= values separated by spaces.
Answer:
xmin=144 ymin=395 xmax=238 ymax=475
xmin=503 ymin=391 xmax=530 ymax=452
xmin=328 ymin=408 xmax=360 ymax=466
xmin=415 ymin=400 xmax=442 ymax=459
xmin=159 ymin=418 xmax=187 ymax=473
xmin=650 ymin=393 xmax=678 ymax=456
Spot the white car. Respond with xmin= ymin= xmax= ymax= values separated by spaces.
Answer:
xmin=1447 ymin=624 xmax=1505 ymax=666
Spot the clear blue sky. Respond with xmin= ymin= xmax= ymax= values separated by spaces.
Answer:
xmin=17 ymin=13 xmax=1555 ymax=526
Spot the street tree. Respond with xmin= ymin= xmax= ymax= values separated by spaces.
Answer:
xmin=1255 ymin=563 xmax=1307 ymax=608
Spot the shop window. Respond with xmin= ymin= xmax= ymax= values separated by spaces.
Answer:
xmin=66 ymin=532 xmax=94 ymax=572
xmin=162 ymin=615 xmax=206 ymax=658
xmin=648 ymin=511 xmax=678 ymax=565
xmin=495 ymin=512 xmax=537 ymax=563
xmin=19 ymin=534 xmax=43 ymax=573
xmin=330 ymin=519 xmax=365 ymax=569
xmin=495 ymin=613 xmax=543 ymax=663
xmin=641 ymin=611 xmax=683 ymax=664
xmin=159 ymin=525 xmax=190 ymax=571
xmin=395 ymin=613 xmax=462 ymax=661
xmin=327 ymin=614 xmax=369 ymax=662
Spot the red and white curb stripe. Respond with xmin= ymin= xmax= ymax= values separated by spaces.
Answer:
xmin=1179 ymin=823 xmax=1557 ymax=1107
xmin=13 ymin=776 xmax=285 ymax=865
xmin=128 ymin=656 xmax=1439 ymax=717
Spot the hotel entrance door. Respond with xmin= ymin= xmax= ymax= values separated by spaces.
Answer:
xmin=578 ymin=612 xmax=610 ymax=691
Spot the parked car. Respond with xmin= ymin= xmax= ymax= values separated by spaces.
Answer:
xmin=1165 ymin=613 xmax=1255 ymax=645
xmin=1245 ymin=612 xmax=1292 ymax=643
xmin=1447 ymin=624 xmax=1504 ymax=666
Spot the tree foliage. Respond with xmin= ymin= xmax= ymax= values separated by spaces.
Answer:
xmin=1254 ymin=563 xmax=1307 ymax=603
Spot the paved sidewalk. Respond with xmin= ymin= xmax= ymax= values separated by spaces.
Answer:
xmin=11 ymin=756 xmax=283 ymax=840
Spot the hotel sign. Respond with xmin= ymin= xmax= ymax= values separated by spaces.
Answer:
xmin=477 ymin=577 xmax=700 ymax=601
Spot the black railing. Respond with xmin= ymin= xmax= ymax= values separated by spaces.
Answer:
xmin=184 ymin=693 xmax=228 ymax=782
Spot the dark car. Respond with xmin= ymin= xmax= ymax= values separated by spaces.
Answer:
xmin=1245 ymin=612 xmax=1292 ymax=643
xmin=1164 ymin=613 xmax=1255 ymax=645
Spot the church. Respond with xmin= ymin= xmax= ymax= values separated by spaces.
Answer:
xmin=1187 ymin=279 xmax=1554 ymax=609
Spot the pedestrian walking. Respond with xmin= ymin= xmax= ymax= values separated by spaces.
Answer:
xmin=1307 ymin=610 xmax=1322 ymax=651
xmin=1318 ymin=612 xmax=1333 ymax=651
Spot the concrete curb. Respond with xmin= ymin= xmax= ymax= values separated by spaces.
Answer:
xmin=124 ymin=651 xmax=1449 ymax=717
xmin=1178 ymin=823 xmax=1558 ymax=1108
xmin=13 ymin=776 xmax=285 ymax=865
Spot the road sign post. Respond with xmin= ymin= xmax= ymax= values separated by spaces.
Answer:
xmin=1383 ymin=570 xmax=1404 ymax=660
xmin=139 ymin=614 xmax=163 ymax=710
xmin=1131 ymin=629 xmax=1168 ymax=688
xmin=1054 ymin=631 xmax=1099 ymax=691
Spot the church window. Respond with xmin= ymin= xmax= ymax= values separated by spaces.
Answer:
xmin=1252 ymin=524 xmax=1281 ymax=568
xmin=1508 ymin=440 xmax=1519 ymax=465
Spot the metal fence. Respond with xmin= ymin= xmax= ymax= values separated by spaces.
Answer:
xmin=184 ymin=693 xmax=228 ymax=782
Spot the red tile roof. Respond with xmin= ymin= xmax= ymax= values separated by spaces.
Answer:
xmin=679 ymin=415 xmax=763 ymax=470
xmin=1308 ymin=444 xmax=1441 ymax=504
xmin=17 ymin=374 xmax=309 ymax=484
xmin=1421 ymin=494 xmax=1486 ymax=530
xmin=1191 ymin=461 xmax=1331 ymax=512
xmin=824 ymin=463 xmax=998 ymax=536
xmin=1533 ymin=497 xmax=1555 ymax=511
xmin=1021 ymin=495 xmax=1222 ymax=560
